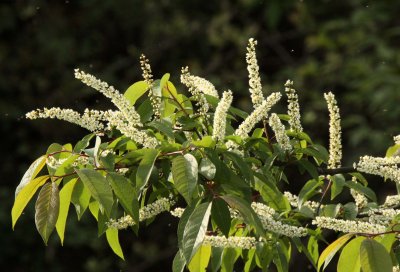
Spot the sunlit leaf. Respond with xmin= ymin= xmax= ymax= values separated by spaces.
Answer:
xmin=12 ymin=175 xmax=49 ymax=228
xmin=360 ymin=239 xmax=392 ymax=272
xmin=56 ymin=178 xmax=77 ymax=245
xmin=15 ymin=155 xmax=46 ymax=197
xmin=106 ymin=228 xmax=124 ymax=260
xmin=172 ymin=154 xmax=198 ymax=204
xmin=318 ymin=233 xmax=353 ymax=271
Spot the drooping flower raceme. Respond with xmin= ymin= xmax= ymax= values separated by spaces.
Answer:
xmin=324 ymin=92 xmax=342 ymax=169
xmin=284 ymin=191 xmax=322 ymax=211
xmin=212 ymin=90 xmax=233 ymax=141
xmin=312 ymin=216 xmax=386 ymax=234
xmin=26 ymin=107 xmax=105 ymax=132
xmin=203 ymin=235 xmax=257 ymax=249
xmin=355 ymin=155 xmax=400 ymax=183
xmin=269 ymin=113 xmax=292 ymax=152
xmin=74 ymin=69 xmax=142 ymax=128
xmin=140 ymin=54 xmax=162 ymax=119
xmin=107 ymin=197 xmax=175 ymax=229
xmin=235 ymin=92 xmax=282 ymax=139
xmin=285 ymin=80 xmax=303 ymax=133
xmin=246 ymin=38 xmax=264 ymax=108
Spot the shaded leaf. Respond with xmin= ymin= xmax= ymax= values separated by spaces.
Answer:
xmin=135 ymin=149 xmax=159 ymax=193
xmin=220 ymin=195 xmax=265 ymax=237
xmin=211 ymin=198 xmax=231 ymax=237
xmin=360 ymin=239 xmax=392 ymax=272
xmin=76 ymin=169 xmax=113 ymax=217
xmin=35 ymin=182 xmax=60 ymax=245
xmin=108 ymin=173 xmax=139 ymax=223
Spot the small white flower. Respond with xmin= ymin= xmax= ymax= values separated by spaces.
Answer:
xmin=284 ymin=191 xmax=323 ymax=210
xmin=246 ymin=38 xmax=264 ymax=108
xmin=203 ymin=235 xmax=257 ymax=249
xmin=312 ymin=216 xmax=386 ymax=234
xmin=212 ymin=90 xmax=233 ymax=141
xmin=285 ymin=80 xmax=303 ymax=133
xmin=107 ymin=197 xmax=175 ymax=229
xmin=269 ymin=113 xmax=292 ymax=152
xmin=383 ymin=195 xmax=400 ymax=207
xmin=355 ymin=155 xmax=400 ymax=183
xmin=324 ymin=92 xmax=342 ymax=169
xmin=140 ymin=54 xmax=161 ymax=118
xmin=181 ymin=67 xmax=210 ymax=116
xmin=394 ymin=135 xmax=400 ymax=145
xmin=235 ymin=92 xmax=282 ymax=139
xmin=26 ymin=107 xmax=105 ymax=132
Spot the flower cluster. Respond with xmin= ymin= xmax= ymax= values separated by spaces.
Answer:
xmin=203 ymin=235 xmax=257 ymax=249
xmin=74 ymin=69 xmax=142 ymax=128
xmin=26 ymin=107 xmax=105 ymax=132
xmin=103 ymin=110 xmax=158 ymax=148
xmin=212 ymin=90 xmax=233 ymax=141
xmin=312 ymin=216 xmax=386 ymax=234
xmin=393 ymin=265 xmax=400 ymax=272
xmin=355 ymin=155 xmax=400 ymax=183
xmin=140 ymin=54 xmax=161 ymax=118
xmin=107 ymin=197 xmax=175 ymax=229
xmin=350 ymin=177 xmax=368 ymax=209
xmin=285 ymin=80 xmax=303 ymax=133
xmin=234 ymin=92 xmax=282 ymax=139
xmin=246 ymin=38 xmax=264 ymax=108
xmin=180 ymin=67 xmax=210 ymax=116
xmin=269 ymin=113 xmax=292 ymax=152
xmin=394 ymin=135 xmax=400 ymax=145
xmin=383 ymin=195 xmax=400 ymax=207
xmin=284 ymin=191 xmax=322 ymax=210
xmin=46 ymin=156 xmax=68 ymax=170
xmin=324 ymin=92 xmax=342 ymax=169
xmin=366 ymin=208 xmax=400 ymax=225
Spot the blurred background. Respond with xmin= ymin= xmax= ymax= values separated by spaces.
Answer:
xmin=1 ymin=0 xmax=399 ymax=271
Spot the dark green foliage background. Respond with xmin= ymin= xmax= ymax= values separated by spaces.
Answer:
xmin=1 ymin=0 xmax=399 ymax=271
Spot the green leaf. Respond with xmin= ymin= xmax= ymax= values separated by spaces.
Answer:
xmin=148 ymin=120 xmax=175 ymax=140
xmin=192 ymin=136 xmax=216 ymax=148
xmin=56 ymin=178 xmax=77 ymax=245
xmin=273 ymin=241 xmax=289 ymax=272
xmin=298 ymin=178 xmax=323 ymax=207
xmin=106 ymin=228 xmax=125 ymax=260
xmin=35 ymin=182 xmax=60 ymax=245
xmin=343 ymin=202 xmax=358 ymax=220
xmin=220 ymin=195 xmax=265 ymax=237
xmin=337 ymin=236 xmax=365 ymax=272
xmin=199 ymin=158 xmax=216 ymax=180
xmin=224 ymin=151 xmax=254 ymax=183
xmin=107 ymin=173 xmax=139 ymax=223
xmin=210 ymin=247 xmax=224 ymax=272
xmin=331 ymin=174 xmax=345 ymax=200
xmin=73 ymin=133 xmax=95 ymax=153
xmin=221 ymin=247 xmax=241 ymax=272
xmin=124 ymin=80 xmax=149 ymax=106
xmin=297 ymin=159 xmax=319 ymax=181
xmin=172 ymin=154 xmax=198 ymax=204
xmin=177 ymin=202 xmax=198 ymax=249
xmin=12 ymin=175 xmax=49 ymax=228
xmin=135 ymin=149 xmax=159 ymax=193
xmin=172 ymin=250 xmax=186 ymax=272
xmin=211 ymin=198 xmax=231 ymax=237
xmin=345 ymin=180 xmax=377 ymax=202
xmin=318 ymin=233 xmax=353 ymax=271
xmin=15 ymin=155 xmax=46 ymax=197
xmin=188 ymin=244 xmax=211 ymax=272
xmin=137 ymin=98 xmax=154 ymax=123
xmin=76 ymin=169 xmax=114 ymax=217
xmin=182 ymin=201 xmax=212 ymax=263
xmin=70 ymin=180 xmax=91 ymax=219
xmin=254 ymin=176 xmax=290 ymax=211
xmin=360 ymin=239 xmax=392 ymax=272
